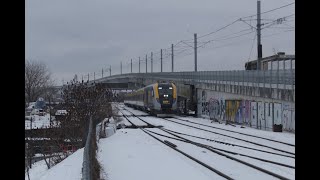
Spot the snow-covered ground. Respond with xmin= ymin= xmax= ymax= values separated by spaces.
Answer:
xmin=137 ymin=116 xmax=294 ymax=153
xmin=98 ymin=129 xmax=223 ymax=180
xmin=173 ymin=116 xmax=295 ymax=145
xmin=25 ymin=149 xmax=83 ymax=180
xmin=117 ymin=109 xmax=149 ymax=126
xmin=102 ymin=105 xmax=295 ymax=179
xmin=26 ymin=103 xmax=295 ymax=180
xmin=25 ymin=114 xmax=58 ymax=129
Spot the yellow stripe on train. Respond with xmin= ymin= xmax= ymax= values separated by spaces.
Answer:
xmin=154 ymin=83 xmax=159 ymax=99
xmin=172 ymin=83 xmax=177 ymax=99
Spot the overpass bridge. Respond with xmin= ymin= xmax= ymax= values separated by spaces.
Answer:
xmin=93 ymin=69 xmax=294 ymax=101
xmin=60 ymin=69 xmax=295 ymax=132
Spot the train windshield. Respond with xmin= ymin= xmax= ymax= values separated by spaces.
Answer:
xmin=158 ymin=84 xmax=173 ymax=95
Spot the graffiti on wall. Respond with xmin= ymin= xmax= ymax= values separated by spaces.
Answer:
xmin=201 ymin=91 xmax=207 ymax=115
xmin=202 ymin=98 xmax=226 ymax=121
xmin=201 ymin=90 xmax=227 ymax=121
xmin=265 ymin=102 xmax=273 ymax=131
xmin=258 ymin=102 xmax=265 ymax=130
xmin=199 ymin=91 xmax=295 ymax=132
xmin=244 ymin=100 xmax=251 ymax=125
xmin=201 ymin=98 xmax=253 ymax=125
xmin=208 ymin=98 xmax=220 ymax=120
xmin=282 ymin=103 xmax=295 ymax=132
xmin=274 ymin=103 xmax=282 ymax=125
xmin=251 ymin=101 xmax=257 ymax=128
xmin=225 ymin=100 xmax=242 ymax=123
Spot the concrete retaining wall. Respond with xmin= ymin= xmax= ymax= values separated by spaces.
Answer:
xmin=197 ymin=88 xmax=295 ymax=133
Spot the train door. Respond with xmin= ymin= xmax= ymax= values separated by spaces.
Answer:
xmin=144 ymin=89 xmax=148 ymax=108
xmin=151 ymin=89 xmax=154 ymax=107
xmin=148 ymin=88 xmax=153 ymax=107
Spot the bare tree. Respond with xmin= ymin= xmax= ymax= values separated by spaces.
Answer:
xmin=25 ymin=59 xmax=54 ymax=106
xmin=35 ymin=79 xmax=113 ymax=172
xmin=60 ymin=80 xmax=112 ymax=147
xmin=44 ymin=86 xmax=58 ymax=125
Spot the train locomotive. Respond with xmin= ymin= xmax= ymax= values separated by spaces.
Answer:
xmin=124 ymin=82 xmax=177 ymax=117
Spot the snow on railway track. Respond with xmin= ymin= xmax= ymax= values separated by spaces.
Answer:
xmin=119 ymin=106 xmax=295 ymax=179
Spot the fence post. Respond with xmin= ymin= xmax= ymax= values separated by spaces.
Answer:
xmin=82 ymin=115 xmax=93 ymax=180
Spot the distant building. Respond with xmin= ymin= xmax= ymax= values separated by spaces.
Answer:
xmin=55 ymin=110 xmax=67 ymax=116
xmin=35 ymin=97 xmax=46 ymax=109
xmin=245 ymin=52 xmax=295 ymax=70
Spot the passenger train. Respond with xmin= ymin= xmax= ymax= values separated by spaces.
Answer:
xmin=124 ymin=82 xmax=177 ymax=117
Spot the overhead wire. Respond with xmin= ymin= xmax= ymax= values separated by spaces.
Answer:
xmin=197 ymin=19 xmax=241 ymax=39
xmin=81 ymin=3 xmax=294 ymax=77
xmin=241 ymin=2 xmax=295 ymax=19
xmin=197 ymin=29 xmax=255 ymax=49
xmin=248 ymin=31 xmax=257 ymax=62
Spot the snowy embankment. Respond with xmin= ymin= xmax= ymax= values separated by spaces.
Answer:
xmin=97 ymin=129 xmax=223 ymax=180
xmin=102 ymin=104 xmax=295 ymax=179
xmin=25 ymin=103 xmax=295 ymax=180
xmin=25 ymin=148 xmax=83 ymax=180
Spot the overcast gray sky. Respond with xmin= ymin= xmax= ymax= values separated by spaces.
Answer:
xmin=26 ymin=0 xmax=295 ymax=85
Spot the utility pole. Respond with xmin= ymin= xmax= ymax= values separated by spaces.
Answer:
xmin=139 ymin=57 xmax=141 ymax=73
xmin=194 ymin=33 xmax=197 ymax=72
xmin=88 ymin=73 xmax=89 ymax=81
xmin=171 ymin=44 xmax=174 ymax=72
xmin=146 ymin=54 xmax=147 ymax=73
xmin=151 ymin=52 xmax=153 ymax=73
xmin=257 ymin=0 xmax=262 ymax=70
xmin=121 ymin=61 xmax=122 ymax=75
xmin=102 ymin=68 xmax=103 ymax=78
xmin=94 ymin=72 xmax=95 ymax=81
xmin=131 ymin=59 xmax=132 ymax=73
xmin=160 ymin=49 xmax=163 ymax=72
xmin=109 ymin=65 xmax=111 ymax=76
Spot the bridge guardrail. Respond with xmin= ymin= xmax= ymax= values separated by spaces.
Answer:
xmin=93 ymin=70 xmax=294 ymax=86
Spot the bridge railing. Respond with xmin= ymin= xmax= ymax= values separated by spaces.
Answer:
xmin=94 ymin=69 xmax=295 ymax=86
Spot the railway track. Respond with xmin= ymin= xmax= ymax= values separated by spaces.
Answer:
xmin=145 ymin=129 xmax=294 ymax=169
xmin=170 ymin=116 xmax=294 ymax=147
xmin=157 ymin=127 xmax=294 ymax=159
xmin=158 ymin=117 xmax=294 ymax=156
xmin=118 ymin=109 xmax=234 ymax=180
xmin=121 ymin=107 xmax=294 ymax=157
xmin=118 ymin=106 xmax=294 ymax=179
